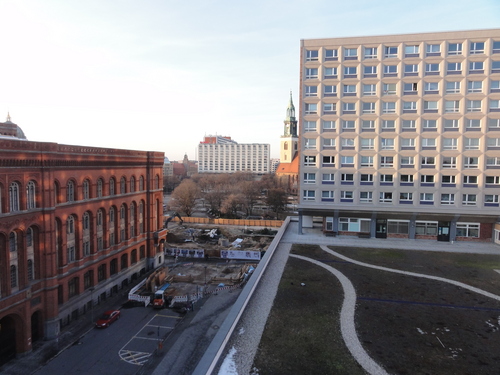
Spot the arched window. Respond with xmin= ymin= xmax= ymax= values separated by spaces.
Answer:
xmin=130 ymin=203 xmax=136 ymax=237
xmin=10 ymin=265 xmax=17 ymax=288
xmin=97 ymin=178 xmax=103 ymax=198
xmin=83 ymin=179 xmax=90 ymax=200
xmin=83 ymin=212 xmax=91 ymax=257
xmin=54 ymin=181 xmax=60 ymax=204
xmin=9 ymin=182 xmax=20 ymax=212
xmin=27 ymin=227 xmax=33 ymax=247
xmin=27 ymin=260 xmax=34 ymax=281
xmin=120 ymin=204 xmax=127 ymax=242
xmin=67 ymin=216 xmax=76 ymax=263
xmin=67 ymin=180 xmax=75 ymax=202
xmin=139 ymin=176 xmax=144 ymax=191
xmin=130 ymin=176 xmax=136 ymax=192
xmin=155 ymin=175 xmax=160 ymax=189
xmin=0 ymin=183 xmax=3 ymax=213
xmin=109 ymin=207 xmax=116 ymax=246
xmin=97 ymin=209 xmax=104 ymax=251
xmin=9 ymin=232 xmax=17 ymax=252
xmin=27 ymin=180 xmax=36 ymax=209
xmin=139 ymin=201 xmax=144 ymax=233
xmin=109 ymin=178 xmax=115 ymax=196
xmin=120 ymin=177 xmax=126 ymax=194
xmin=131 ymin=249 xmax=137 ymax=264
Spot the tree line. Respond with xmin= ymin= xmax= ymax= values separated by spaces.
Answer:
xmin=168 ymin=173 xmax=289 ymax=219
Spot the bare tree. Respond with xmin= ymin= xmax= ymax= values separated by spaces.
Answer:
xmin=170 ymin=179 xmax=200 ymax=217
xmin=221 ymin=193 xmax=245 ymax=218
xmin=239 ymin=180 xmax=261 ymax=216
xmin=266 ymin=188 xmax=288 ymax=220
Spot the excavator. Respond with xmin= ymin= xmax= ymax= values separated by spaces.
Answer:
xmin=164 ymin=211 xmax=183 ymax=228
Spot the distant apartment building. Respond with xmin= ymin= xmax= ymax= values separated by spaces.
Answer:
xmin=299 ymin=29 xmax=500 ymax=243
xmin=197 ymin=136 xmax=270 ymax=174
xmin=0 ymin=116 xmax=167 ymax=363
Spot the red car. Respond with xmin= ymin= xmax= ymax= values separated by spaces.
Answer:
xmin=95 ymin=310 xmax=121 ymax=328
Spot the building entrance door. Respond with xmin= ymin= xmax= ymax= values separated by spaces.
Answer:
xmin=376 ymin=219 xmax=387 ymax=238
xmin=437 ymin=222 xmax=450 ymax=242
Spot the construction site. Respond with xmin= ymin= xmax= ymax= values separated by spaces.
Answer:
xmin=129 ymin=220 xmax=277 ymax=309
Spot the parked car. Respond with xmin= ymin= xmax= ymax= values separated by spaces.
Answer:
xmin=95 ymin=310 xmax=121 ymax=328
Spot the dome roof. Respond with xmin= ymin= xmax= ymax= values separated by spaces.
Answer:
xmin=0 ymin=113 xmax=27 ymax=140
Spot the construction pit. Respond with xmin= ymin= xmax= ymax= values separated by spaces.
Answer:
xmin=129 ymin=223 xmax=275 ymax=307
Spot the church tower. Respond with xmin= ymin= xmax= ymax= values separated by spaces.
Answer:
xmin=280 ymin=91 xmax=298 ymax=163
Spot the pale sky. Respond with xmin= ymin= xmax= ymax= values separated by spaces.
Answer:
xmin=1 ymin=0 xmax=499 ymax=161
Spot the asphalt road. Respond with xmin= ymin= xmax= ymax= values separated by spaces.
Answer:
xmin=34 ymin=306 xmax=183 ymax=375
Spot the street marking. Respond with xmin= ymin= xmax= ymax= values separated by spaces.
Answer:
xmin=119 ymin=349 xmax=152 ymax=365
xmin=145 ymin=324 xmax=175 ymax=329
xmin=155 ymin=314 xmax=183 ymax=319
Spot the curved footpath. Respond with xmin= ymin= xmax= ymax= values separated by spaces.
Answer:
xmin=211 ymin=221 xmax=500 ymax=375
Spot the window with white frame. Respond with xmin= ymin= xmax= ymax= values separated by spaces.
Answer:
xmin=322 ymin=191 xmax=334 ymax=200
xmin=342 ymin=120 xmax=356 ymax=129
xmin=379 ymin=192 xmax=393 ymax=203
xmin=424 ymin=82 xmax=439 ymax=93
xmin=341 ymin=138 xmax=355 ymax=148
xmin=445 ymin=100 xmax=460 ymax=113
xmin=405 ymin=45 xmax=419 ymax=55
xmin=487 ymin=137 xmax=500 ymax=148
xmin=400 ymin=138 xmax=415 ymax=148
xmin=304 ymin=138 xmax=317 ymax=149
xmin=340 ymin=191 xmax=353 ymax=199
xmin=400 ymin=174 xmax=414 ymax=183
xmin=380 ymin=174 xmax=393 ymax=183
xmin=490 ymin=99 xmax=500 ymax=110
xmin=487 ymin=157 xmax=500 ymax=166
xmin=324 ymin=85 xmax=337 ymax=96
xmin=442 ymin=156 xmax=457 ymax=168
xmin=441 ymin=193 xmax=455 ymax=205
xmin=403 ymin=101 xmax=417 ymax=111
xmin=322 ymin=155 xmax=335 ymax=166
xmin=421 ymin=175 xmax=435 ymax=183
xmin=469 ymin=61 xmax=484 ymax=72
xmin=304 ymin=121 xmax=317 ymax=132
xmin=359 ymin=191 xmax=373 ymax=203
xmin=399 ymin=192 xmax=413 ymax=202
xmin=380 ymin=156 xmax=393 ymax=167
xmin=362 ymin=102 xmax=376 ymax=114
xmin=486 ymin=176 xmax=500 ymax=185
xmin=343 ymin=103 xmax=356 ymax=113
xmin=493 ymin=41 xmax=500 ymax=53
xmin=305 ymin=68 xmax=318 ymax=79
xmin=420 ymin=193 xmax=434 ymax=203
xmin=424 ymin=101 xmax=438 ymax=111
xmin=444 ymin=119 xmax=459 ymax=129
xmin=404 ymin=64 xmax=418 ymax=73
xmin=303 ymin=173 xmax=316 ymax=184
xmin=403 ymin=82 xmax=418 ymax=94
xmin=305 ymin=103 xmax=317 ymax=114
xmin=400 ymin=156 xmax=414 ymax=166
xmin=466 ymin=119 xmax=481 ymax=128
xmin=344 ymin=48 xmax=357 ymax=57
xmin=303 ymin=190 xmax=316 ymax=201
xmin=421 ymin=138 xmax=436 ymax=148
xmin=402 ymin=120 xmax=416 ymax=129
xmin=382 ymin=102 xmax=396 ymax=113
xmin=325 ymin=49 xmax=338 ymax=60
xmin=306 ymin=50 xmax=319 ymax=61
xmin=305 ymin=86 xmax=318 ymax=96
xmin=462 ymin=194 xmax=477 ymax=205
xmin=360 ymin=156 xmax=373 ymax=167
xmin=448 ymin=43 xmax=462 ymax=55
xmin=463 ymin=175 xmax=478 ymax=185
xmin=341 ymin=173 xmax=354 ymax=182
xmin=384 ymin=46 xmax=398 ymax=58
xmin=470 ymin=42 xmax=485 ymax=54
xmin=360 ymin=174 xmax=373 ymax=182
xmin=415 ymin=221 xmax=438 ymax=235
xmin=464 ymin=137 xmax=480 ymax=150
xmin=364 ymin=65 xmax=377 ymax=76
xmin=456 ymin=223 xmax=479 ymax=237
xmin=381 ymin=138 xmax=395 ymax=150
xmin=363 ymin=84 xmax=376 ymax=96
xmin=323 ymin=120 xmax=335 ymax=130
xmin=364 ymin=47 xmax=377 ymax=59
xmin=425 ymin=63 xmax=439 ymax=73
xmin=467 ymin=81 xmax=482 ymax=93
xmin=442 ymin=175 xmax=457 ymax=186
xmin=383 ymin=83 xmax=397 ymax=95
xmin=26 ymin=180 xmax=36 ymax=210
xmin=344 ymin=66 xmax=357 ymax=76
xmin=303 ymin=155 xmax=316 ymax=166
xmin=381 ymin=120 xmax=395 ymax=129
xmin=442 ymin=138 xmax=458 ymax=150
xmin=384 ymin=65 xmax=398 ymax=75
xmin=322 ymin=173 xmax=335 ymax=183
xmin=485 ymin=194 xmax=499 ymax=203
xmin=362 ymin=120 xmax=375 ymax=129
xmin=323 ymin=138 xmax=335 ymax=149
xmin=426 ymin=44 xmax=441 ymax=54
xmin=423 ymin=120 xmax=437 ymax=129
xmin=447 ymin=62 xmax=462 ymax=73
xmin=360 ymin=138 xmax=374 ymax=150
xmin=341 ymin=156 xmax=354 ymax=165
xmin=467 ymin=100 xmax=482 ymax=112
xmin=421 ymin=156 xmax=435 ymax=166
xmin=324 ymin=67 xmax=337 ymax=78
xmin=339 ymin=217 xmax=370 ymax=232
xmin=491 ymin=80 xmax=500 ymax=92
xmin=446 ymin=81 xmax=461 ymax=93
xmin=323 ymin=103 xmax=336 ymax=113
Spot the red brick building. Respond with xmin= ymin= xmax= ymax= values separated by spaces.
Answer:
xmin=0 ymin=121 xmax=167 ymax=363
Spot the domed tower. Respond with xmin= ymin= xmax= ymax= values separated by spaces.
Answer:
xmin=0 ymin=113 xmax=27 ymax=139
xmin=280 ymin=92 xmax=298 ymax=162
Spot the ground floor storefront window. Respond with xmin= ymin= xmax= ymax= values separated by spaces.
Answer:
xmin=456 ymin=223 xmax=480 ymax=238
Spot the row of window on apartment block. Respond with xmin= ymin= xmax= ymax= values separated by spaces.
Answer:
xmin=303 ymin=135 xmax=500 ymax=151
xmin=302 ymin=155 xmax=500 ymax=169
xmin=324 ymin=217 xmax=481 ymax=238
xmin=305 ymin=42 xmax=500 ymax=62
xmin=303 ymin=172 xmax=499 ymax=187
xmin=303 ymin=190 xmax=497 ymax=207
xmin=305 ymin=61 xmax=500 ymax=80
xmin=304 ymin=99 xmax=500 ymax=115
xmin=304 ymin=118 xmax=500 ymax=132
xmin=307 ymin=80 xmax=500 ymax=96
xmin=0 ymin=176 xmax=160 ymax=214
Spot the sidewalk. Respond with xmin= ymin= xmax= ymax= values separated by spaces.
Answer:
xmin=281 ymin=221 xmax=500 ymax=254
xmin=2 ymin=287 xmax=132 ymax=375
